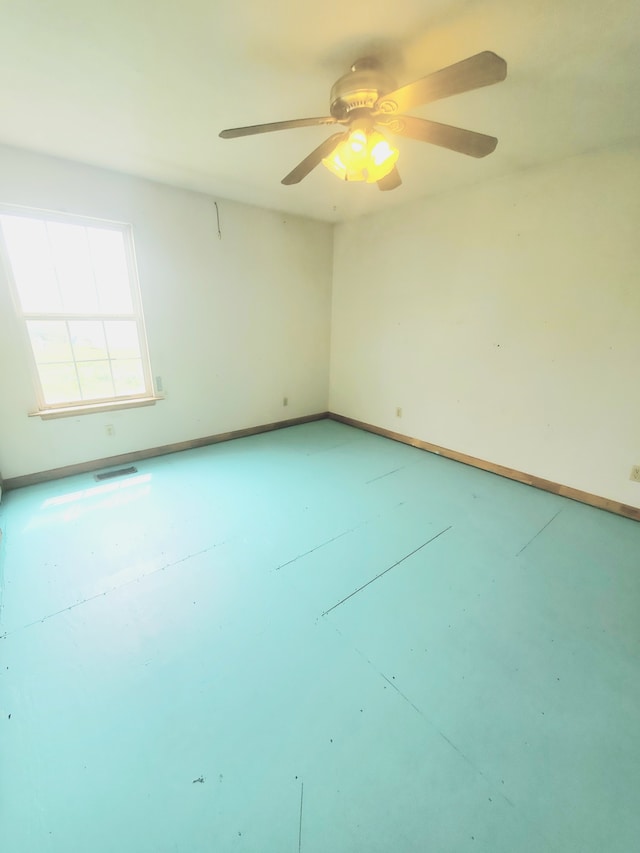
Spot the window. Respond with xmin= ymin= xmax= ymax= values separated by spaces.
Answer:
xmin=0 ymin=208 xmax=155 ymax=416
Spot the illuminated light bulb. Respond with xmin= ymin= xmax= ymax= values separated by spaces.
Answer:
xmin=348 ymin=130 xmax=367 ymax=153
xmin=322 ymin=127 xmax=399 ymax=183
xmin=371 ymin=139 xmax=395 ymax=166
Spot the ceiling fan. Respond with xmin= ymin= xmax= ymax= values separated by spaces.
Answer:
xmin=219 ymin=51 xmax=507 ymax=191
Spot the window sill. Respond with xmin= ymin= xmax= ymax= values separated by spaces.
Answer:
xmin=29 ymin=396 xmax=165 ymax=420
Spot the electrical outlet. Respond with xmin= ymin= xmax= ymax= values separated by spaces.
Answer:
xmin=630 ymin=465 xmax=640 ymax=483
xmin=156 ymin=375 xmax=164 ymax=393
xmin=396 ymin=407 xmax=402 ymax=418
xmin=105 ymin=424 xmax=115 ymax=437
xmin=283 ymin=396 xmax=288 ymax=407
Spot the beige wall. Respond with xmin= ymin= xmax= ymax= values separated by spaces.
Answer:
xmin=0 ymin=146 xmax=333 ymax=479
xmin=330 ymin=145 xmax=640 ymax=509
xmin=2 ymin=142 xmax=639 ymax=511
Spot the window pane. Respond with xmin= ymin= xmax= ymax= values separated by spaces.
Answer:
xmin=68 ymin=320 xmax=108 ymax=361
xmin=88 ymin=228 xmax=133 ymax=313
xmin=0 ymin=215 xmax=61 ymax=312
xmin=37 ymin=362 xmax=81 ymax=404
xmin=26 ymin=320 xmax=73 ymax=363
xmin=48 ymin=222 xmax=98 ymax=313
xmin=1 ymin=210 xmax=152 ymax=409
xmin=77 ymin=360 xmax=114 ymax=400
xmin=105 ymin=321 xmax=141 ymax=359
xmin=112 ymin=359 xmax=145 ymax=396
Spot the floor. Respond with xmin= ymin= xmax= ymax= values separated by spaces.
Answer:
xmin=1 ymin=420 xmax=639 ymax=853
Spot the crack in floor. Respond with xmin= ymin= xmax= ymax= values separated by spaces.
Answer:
xmin=516 ymin=510 xmax=562 ymax=556
xmin=0 ymin=539 xmax=229 ymax=638
xmin=322 ymin=526 xmax=452 ymax=616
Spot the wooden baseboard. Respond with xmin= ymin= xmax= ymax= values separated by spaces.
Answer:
xmin=3 ymin=412 xmax=329 ymax=491
xmin=5 ymin=410 xmax=639 ymax=522
xmin=329 ymin=412 xmax=640 ymax=522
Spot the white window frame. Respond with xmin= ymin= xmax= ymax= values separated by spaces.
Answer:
xmin=0 ymin=205 xmax=160 ymax=419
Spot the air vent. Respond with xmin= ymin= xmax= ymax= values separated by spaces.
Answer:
xmin=94 ymin=466 xmax=138 ymax=481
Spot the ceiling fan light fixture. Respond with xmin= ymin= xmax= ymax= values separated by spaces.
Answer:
xmin=322 ymin=127 xmax=398 ymax=183
xmin=220 ymin=51 xmax=506 ymax=189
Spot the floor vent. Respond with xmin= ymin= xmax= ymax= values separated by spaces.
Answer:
xmin=94 ymin=466 xmax=138 ymax=481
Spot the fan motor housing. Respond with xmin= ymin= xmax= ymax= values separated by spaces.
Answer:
xmin=329 ymin=59 xmax=396 ymax=119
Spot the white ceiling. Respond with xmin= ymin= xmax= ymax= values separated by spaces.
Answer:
xmin=0 ymin=0 xmax=638 ymax=223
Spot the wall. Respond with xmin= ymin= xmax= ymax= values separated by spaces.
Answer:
xmin=0 ymin=145 xmax=333 ymax=479
xmin=330 ymin=145 xmax=640 ymax=509
xmin=3 ymin=142 xmax=639 ymax=510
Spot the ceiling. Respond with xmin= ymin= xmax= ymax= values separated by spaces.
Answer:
xmin=0 ymin=0 xmax=638 ymax=223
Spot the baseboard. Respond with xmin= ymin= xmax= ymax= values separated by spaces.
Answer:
xmin=329 ymin=412 xmax=640 ymax=523
xmin=5 ymin=410 xmax=639 ymax=522
xmin=3 ymin=412 xmax=329 ymax=491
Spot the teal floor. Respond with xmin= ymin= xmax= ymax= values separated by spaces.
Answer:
xmin=1 ymin=420 xmax=639 ymax=852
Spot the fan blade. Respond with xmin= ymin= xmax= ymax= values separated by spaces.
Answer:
xmin=281 ymin=132 xmax=348 ymax=185
xmin=374 ymin=51 xmax=506 ymax=115
xmin=377 ymin=166 xmax=402 ymax=191
xmin=219 ymin=116 xmax=338 ymax=139
xmin=380 ymin=115 xmax=497 ymax=158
